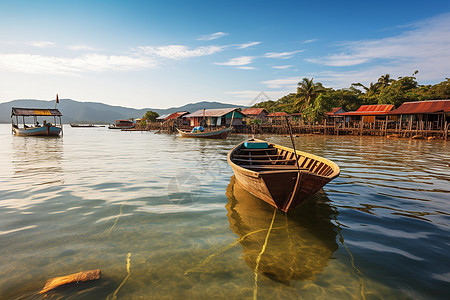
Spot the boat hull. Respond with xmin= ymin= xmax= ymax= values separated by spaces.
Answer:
xmin=13 ymin=126 xmax=62 ymax=137
xmin=108 ymin=125 xmax=134 ymax=129
xmin=227 ymin=139 xmax=340 ymax=212
xmin=177 ymin=127 xmax=231 ymax=139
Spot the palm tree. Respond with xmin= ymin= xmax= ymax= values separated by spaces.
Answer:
xmin=377 ymin=74 xmax=393 ymax=88
xmin=295 ymin=78 xmax=323 ymax=111
xmin=351 ymin=82 xmax=381 ymax=97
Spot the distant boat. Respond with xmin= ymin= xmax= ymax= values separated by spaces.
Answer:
xmin=227 ymin=138 xmax=340 ymax=212
xmin=176 ymin=127 xmax=232 ymax=139
xmin=70 ymin=123 xmax=95 ymax=128
xmin=11 ymin=107 xmax=63 ymax=137
xmin=108 ymin=119 xmax=134 ymax=129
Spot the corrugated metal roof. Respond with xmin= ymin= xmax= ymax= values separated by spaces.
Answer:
xmin=326 ymin=107 xmax=345 ymax=115
xmin=184 ymin=108 xmax=239 ymax=118
xmin=156 ymin=114 xmax=169 ymax=120
xmin=11 ymin=107 xmax=62 ymax=116
xmin=338 ymin=104 xmax=393 ymax=116
xmin=241 ymin=108 xmax=267 ymax=115
xmin=165 ymin=111 xmax=189 ymax=120
xmin=267 ymin=112 xmax=288 ymax=117
xmin=387 ymin=100 xmax=450 ymax=115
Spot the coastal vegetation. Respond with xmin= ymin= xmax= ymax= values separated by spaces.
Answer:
xmin=254 ymin=72 xmax=450 ymax=121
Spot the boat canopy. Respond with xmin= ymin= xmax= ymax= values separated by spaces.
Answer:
xmin=11 ymin=107 xmax=62 ymax=117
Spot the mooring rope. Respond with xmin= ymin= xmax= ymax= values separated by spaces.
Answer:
xmin=253 ymin=208 xmax=277 ymax=300
xmin=335 ymin=219 xmax=366 ymax=300
xmin=184 ymin=225 xmax=285 ymax=275
xmin=107 ymin=201 xmax=127 ymax=235
xmin=107 ymin=252 xmax=131 ymax=300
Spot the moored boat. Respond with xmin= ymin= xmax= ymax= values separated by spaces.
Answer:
xmin=108 ymin=119 xmax=135 ymax=129
xmin=70 ymin=123 xmax=95 ymax=128
xmin=176 ymin=126 xmax=232 ymax=139
xmin=11 ymin=107 xmax=63 ymax=137
xmin=227 ymin=138 xmax=340 ymax=212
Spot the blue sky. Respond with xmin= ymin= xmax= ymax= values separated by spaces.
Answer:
xmin=0 ymin=0 xmax=449 ymax=108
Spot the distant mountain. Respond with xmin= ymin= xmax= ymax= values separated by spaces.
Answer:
xmin=0 ymin=99 xmax=245 ymax=123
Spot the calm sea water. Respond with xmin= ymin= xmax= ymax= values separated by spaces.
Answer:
xmin=0 ymin=124 xmax=448 ymax=300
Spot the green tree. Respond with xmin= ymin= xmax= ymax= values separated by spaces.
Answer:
xmin=377 ymin=74 xmax=419 ymax=106
xmin=295 ymin=78 xmax=324 ymax=112
xmin=377 ymin=74 xmax=394 ymax=88
xmin=143 ymin=110 xmax=159 ymax=122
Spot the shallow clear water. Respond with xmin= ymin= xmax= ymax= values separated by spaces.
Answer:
xmin=0 ymin=124 xmax=448 ymax=299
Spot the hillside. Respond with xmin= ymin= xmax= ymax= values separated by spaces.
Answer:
xmin=0 ymin=99 xmax=244 ymax=123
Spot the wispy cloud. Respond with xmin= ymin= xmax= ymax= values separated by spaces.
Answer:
xmin=237 ymin=41 xmax=261 ymax=49
xmin=308 ymin=13 xmax=450 ymax=68
xmin=303 ymin=39 xmax=318 ymax=44
xmin=264 ymin=50 xmax=303 ymax=59
xmin=0 ymin=42 xmax=226 ymax=75
xmin=226 ymin=90 xmax=290 ymax=104
xmin=272 ymin=65 xmax=292 ymax=70
xmin=30 ymin=41 xmax=55 ymax=48
xmin=138 ymin=45 xmax=224 ymax=60
xmin=261 ymin=77 xmax=303 ymax=89
xmin=0 ymin=53 xmax=156 ymax=75
xmin=68 ymin=44 xmax=97 ymax=51
xmin=197 ymin=32 xmax=228 ymax=41
xmin=305 ymin=13 xmax=450 ymax=86
xmin=237 ymin=66 xmax=256 ymax=70
xmin=214 ymin=56 xmax=254 ymax=66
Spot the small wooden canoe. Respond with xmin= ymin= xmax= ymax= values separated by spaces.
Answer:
xmin=227 ymin=138 xmax=340 ymax=212
xmin=177 ymin=127 xmax=232 ymax=139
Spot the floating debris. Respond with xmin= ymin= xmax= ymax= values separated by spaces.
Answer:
xmin=39 ymin=269 xmax=101 ymax=294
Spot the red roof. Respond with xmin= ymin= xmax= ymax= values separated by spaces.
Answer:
xmin=387 ymin=100 xmax=450 ymax=115
xmin=338 ymin=104 xmax=394 ymax=116
xmin=165 ymin=111 xmax=189 ymax=120
xmin=185 ymin=108 xmax=239 ymax=118
xmin=326 ymin=107 xmax=345 ymax=115
xmin=267 ymin=112 xmax=288 ymax=117
xmin=241 ymin=108 xmax=267 ymax=116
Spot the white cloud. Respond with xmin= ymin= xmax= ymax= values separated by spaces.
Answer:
xmin=261 ymin=77 xmax=304 ymax=89
xmin=30 ymin=41 xmax=55 ymax=48
xmin=237 ymin=41 xmax=261 ymax=49
xmin=307 ymin=13 xmax=450 ymax=73
xmin=197 ymin=32 xmax=228 ymax=41
xmin=303 ymin=39 xmax=318 ymax=44
xmin=226 ymin=90 xmax=291 ymax=104
xmin=214 ymin=56 xmax=254 ymax=66
xmin=302 ymin=13 xmax=450 ymax=87
xmin=238 ymin=66 xmax=256 ymax=70
xmin=68 ymin=44 xmax=97 ymax=51
xmin=272 ymin=65 xmax=292 ymax=69
xmin=138 ymin=45 xmax=224 ymax=60
xmin=265 ymin=50 xmax=303 ymax=59
xmin=0 ymin=53 xmax=157 ymax=75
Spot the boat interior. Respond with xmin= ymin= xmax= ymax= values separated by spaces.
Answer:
xmin=231 ymin=141 xmax=335 ymax=177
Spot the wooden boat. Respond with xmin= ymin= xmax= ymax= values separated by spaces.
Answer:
xmin=227 ymin=138 xmax=340 ymax=212
xmin=11 ymin=107 xmax=63 ymax=137
xmin=70 ymin=123 xmax=95 ymax=127
xmin=108 ymin=119 xmax=135 ymax=129
xmin=176 ymin=126 xmax=232 ymax=139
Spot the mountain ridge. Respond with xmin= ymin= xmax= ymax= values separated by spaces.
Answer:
xmin=0 ymin=99 xmax=245 ymax=123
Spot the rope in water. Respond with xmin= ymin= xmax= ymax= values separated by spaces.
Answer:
xmin=335 ymin=219 xmax=366 ymax=300
xmin=184 ymin=225 xmax=286 ymax=275
xmin=253 ymin=208 xmax=277 ymax=300
xmin=107 ymin=201 xmax=127 ymax=235
xmin=107 ymin=252 xmax=131 ymax=300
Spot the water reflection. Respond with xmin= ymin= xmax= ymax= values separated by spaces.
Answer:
xmin=7 ymin=137 xmax=64 ymax=210
xmin=12 ymin=136 xmax=64 ymax=182
xmin=225 ymin=176 xmax=338 ymax=284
